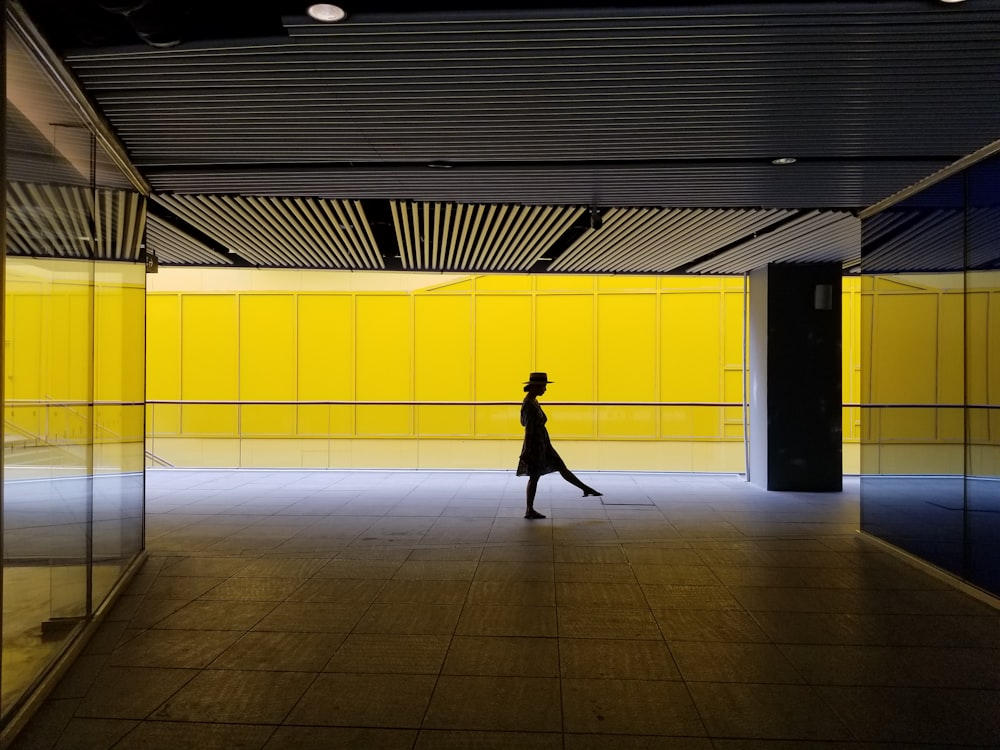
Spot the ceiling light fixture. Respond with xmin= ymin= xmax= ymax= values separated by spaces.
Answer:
xmin=771 ymin=157 xmax=797 ymax=165
xmin=307 ymin=4 xmax=347 ymax=22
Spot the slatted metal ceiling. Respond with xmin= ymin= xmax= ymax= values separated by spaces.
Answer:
xmin=391 ymin=202 xmax=583 ymax=271
xmin=145 ymin=214 xmax=235 ymax=266
xmin=12 ymin=1 xmax=1000 ymax=273
xmin=6 ymin=182 xmax=145 ymax=260
xmin=153 ymin=194 xmax=383 ymax=269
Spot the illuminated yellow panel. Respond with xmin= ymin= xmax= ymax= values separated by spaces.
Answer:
xmin=966 ymin=291 xmax=988 ymax=405
xmin=597 ymin=294 xmax=656 ymax=436
xmin=240 ymin=295 xmax=296 ymax=435
xmin=356 ymin=295 xmax=412 ymax=434
xmin=661 ymin=292 xmax=720 ymax=402
xmin=937 ymin=292 xmax=964 ymax=406
xmin=146 ymin=295 xmax=180 ymax=399
xmin=871 ymin=293 xmax=937 ymax=404
xmin=536 ymin=294 xmax=594 ymax=407
xmin=475 ymin=275 xmax=532 ymax=291
xmin=598 ymin=276 xmax=656 ymax=290
xmin=182 ymin=295 xmax=238 ymax=434
xmin=543 ymin=405 xmax=596 ymax=439
xmin=415 ymin=295 xmax=472 ymax=435
xmin=536 ymin=276 xmax=594 ymax=291
xmin=990 ymin=289 xmax=1000 ymax=408
xmin=298 ymin=295 xmax=353 ymax=434
xmin=723 ymin=289 xmax=745 ymax=366
xmin=475 ymin=295 xmax=532 ymax=400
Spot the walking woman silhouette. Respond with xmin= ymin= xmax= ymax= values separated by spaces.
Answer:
xmin=516 ymin=372 xmax=602 ymax=519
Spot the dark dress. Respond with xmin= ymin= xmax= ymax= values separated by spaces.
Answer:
xmin=516 ymin=397 xmax=567 ymax=477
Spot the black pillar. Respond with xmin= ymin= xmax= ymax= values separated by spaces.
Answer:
xmin=749 ymin=264 xmax=842 ymax=491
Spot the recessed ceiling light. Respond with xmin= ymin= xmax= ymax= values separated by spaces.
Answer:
xmin=771 ymin=157 xmax=797 ymax=165
xmin=307 ymin=4 xmax=347 ymax=22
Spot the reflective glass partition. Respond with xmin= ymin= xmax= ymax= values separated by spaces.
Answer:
xmin=2 ymin=23 xmax=146 ymax=725
xmin=966 ymin=155 xmax=1000 ymax=594
xmin=860 ymin=155 xmax=1000 ymax=596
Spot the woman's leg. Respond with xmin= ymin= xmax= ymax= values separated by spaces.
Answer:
xmin=525 ymin=474 xmax=545 ymax=518
xmin=557 ymin=468 xmax=601 ymax=496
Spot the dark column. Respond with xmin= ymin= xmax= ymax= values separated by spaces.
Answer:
xmin=749 ymin=264 xmax=842 ymax=491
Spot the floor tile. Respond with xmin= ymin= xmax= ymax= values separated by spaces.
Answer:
xmin=687 ymin=682 xmax=853 ymax=740
xmin=556 ymin=582 xmax=646 ymax=608
xmin=668 ymin=641 xmax=804 ymax=683
xmin=375 ymin=579 xmax=471 ymax=604
xmin=252 ymin=601 xmax=368 ymax=632
xmin=152 ymin=600 xmax=276 ymax=631
xmin=456 ymin=605 xmax=558 ymax=637
xmin=559 ymin=638 xmax=681 ymax=680
xmin=816 ymin=685 xmax=1000 ymax=745
xmin=198 ymin=577 xmax=306 ymax=601
xmin=564 ymin=736 xmax=712 ymax=750
xmin=286 ymin=577 xmax=387 ymax=604
xmin=442 ymin=635 xmax=560 ymax=677
xmin=324 ymin=633 xmax=451 ymax=673
xmin=557 ymin=608 xmax=661 ymax=639
xmin=466 ymin=580 xmax=555 ymax=606
xmin=262 ymin=726 xmax=417 ymax=750
xmin=561 ymin=678 xmax=705 ymax=735
xmin=779 ymin=643 xmax=1000 ymax=689
xmin=414 ymin=729 xmax=562 ymax=749
xmin=76 ymin=666 xmax=198 ymax=719
xmin=423 ymin=675 xmax=561 ymax=732
xmin=286 ymin=672 xmax=437 ymax=728
xmin=354 ymin=603 xmax=463 ymax=635
xmin=151 ymin=669 xmax=313 ymax=723
xmin=109 ymin=721 xmax=274 ymax=750
xmin=109 ymin=629 xmax=240 ymax=669
xmin=210 ymin=631 xmax=345 ymax=671
xmin=48 ymin=718 xmax=137 ymax=750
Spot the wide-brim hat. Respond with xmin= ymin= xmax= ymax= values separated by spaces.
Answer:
xmin=523 ymin=372 xmax=554 ymax=385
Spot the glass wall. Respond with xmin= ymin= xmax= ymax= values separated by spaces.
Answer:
xmin=860 ymin=154 xmax=1000 ymax=597
xmin=2 ymin=22 xmax=146 ymax=726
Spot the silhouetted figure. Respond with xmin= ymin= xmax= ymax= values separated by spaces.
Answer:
xmin=517 ymin=372 xmax=602 ymax=519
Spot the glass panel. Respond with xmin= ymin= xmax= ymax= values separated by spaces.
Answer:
xmin=92 ymin=262 xmax=145 ymax=608
xmin=966 ymin=154 xmax=1000 ymax=594
xmin=3 ymin=257 xmax=93 ymax=714
xmin=860 ymin=173 xmax=968 ymax=581
xmin=3 ymin=23 xmax=147 ymax=722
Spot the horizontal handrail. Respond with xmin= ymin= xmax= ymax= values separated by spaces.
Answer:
xmin=9 ymin=399 xmax=1000 ymax=408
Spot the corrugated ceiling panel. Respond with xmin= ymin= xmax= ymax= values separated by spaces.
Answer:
xmin=62 ymin=4 xmax=1000 ymax=209
xmin=137 ymin=163 xmax=948 ymax=209
xmin=152 ymin=194 xmax=383 ymax=269
xmin=550 ymin=207 xmax=796 ymax=273
xmin=146 ymin=214 xmax=234 ymax=266
xmin=689 ymin=211 xmax=860 ymax=274
xmin=969 ymin=207 xmax=1000 ymax=269
xmin=6 ymin=182 xmax=145 ymax=260
xmin=390 ymin=201 xmax=583 ymax=271
xmin=861 ymin=209 xmax=965 ymax=273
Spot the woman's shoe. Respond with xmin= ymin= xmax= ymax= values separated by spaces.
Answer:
xmin=582 ymin=489 xmax=603 ymax=497
xmin=524 ymin=510 xmax=546 ymax=519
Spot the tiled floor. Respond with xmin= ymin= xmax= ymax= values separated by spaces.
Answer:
xmin=11 ymin=469 xmax=1000 ymax=749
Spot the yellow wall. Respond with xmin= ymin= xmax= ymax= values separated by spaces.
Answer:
xmin=861 ymin=271 xmax=1000 ymax=475
xmin=4 ymin=257 xmax=145 ymax=474
xmin=144 ymin=269 xmax=862 ymax=471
